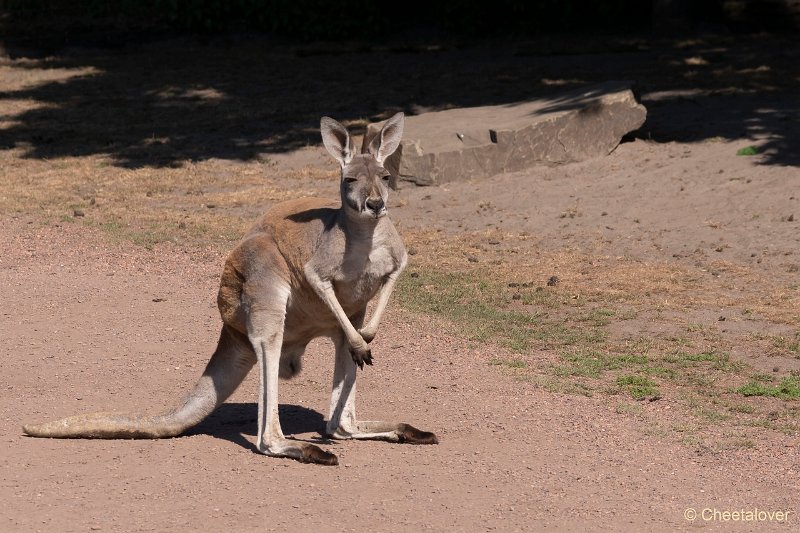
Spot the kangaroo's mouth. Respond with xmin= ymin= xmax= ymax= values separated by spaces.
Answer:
xmin=362 ymin=207 xmax=387 ymax=219
xmin=362 ymin=199 xmax=387 ymax=219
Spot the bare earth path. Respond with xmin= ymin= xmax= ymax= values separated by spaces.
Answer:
xmin=1 ymin=217 xmax=796 ymax=532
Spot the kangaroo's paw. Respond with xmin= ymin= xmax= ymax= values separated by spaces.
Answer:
xmin=397 ymin=423 xmax=439 ymax=445
xmin=349 ymin=344 xmax=373 ymax=369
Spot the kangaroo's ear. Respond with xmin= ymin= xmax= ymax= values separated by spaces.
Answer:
xmin=320 ymin=116 xmax=355 ymax=168
xmin=368 ymin=112 xmax=404 ymax=164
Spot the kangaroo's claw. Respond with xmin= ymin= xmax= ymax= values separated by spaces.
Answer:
xmin=350 ymin=345 xmax=372 ymax=369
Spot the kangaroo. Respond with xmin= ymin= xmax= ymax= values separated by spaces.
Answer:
xmin=22 ymin=112 xmax=438 ymax=465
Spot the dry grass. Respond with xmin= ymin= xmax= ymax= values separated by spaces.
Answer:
xmin=399 ymin=228 xmax=800 ymax=445
xmin=403 ymin=228 xmax=800 ymax=325
xmin=0 ymin=147 xmax=333 ymax=249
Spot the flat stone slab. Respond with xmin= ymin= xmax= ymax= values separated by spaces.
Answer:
xmin=368 ymin=81 xmax=647 ymax=186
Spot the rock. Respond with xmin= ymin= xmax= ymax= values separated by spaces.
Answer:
xmin=367 ymin=81 xmax=646 ymax=186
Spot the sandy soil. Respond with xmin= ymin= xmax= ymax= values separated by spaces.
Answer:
xmin=2 ymin=217 xmax=797 ymax=532
xmin=1 ymin=33 xmax=799 ymax=532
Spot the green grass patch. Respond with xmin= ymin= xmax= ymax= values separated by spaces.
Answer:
xmin=553 ymin=349 xmax=648 ymax=378
xmin=737 ymin=376 xmax=800 ymax=399
xmin=520 ymin=288 xmax=563 ymax=308
xmin=682 ymin=352 xmax=716 ymax=362
xmin=581 ymin=308 xmax=616 ymax=326
xmin=662 ymin=350 xmax=743 ymax=372
xmin=726 ymin=402 xmax=756 ymax=414
xmin=489 ymin=357 xmax=528 ymax=369
xmin=396 ymin=270 xmax=606 ymax=353
xmin=736 ymin=145 xmax=759 ymax=156
xmin=616 ymin=375 xmax=658 ymax=400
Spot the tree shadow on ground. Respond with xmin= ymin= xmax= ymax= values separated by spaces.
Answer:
xmin=0 ymin=33 xmax=798 ymax=168
xmin=187 ymin=402 xmax=330 ymax=452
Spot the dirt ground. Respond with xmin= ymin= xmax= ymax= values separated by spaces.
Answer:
xmin=1 ymin=33 xmax=799 ymax=532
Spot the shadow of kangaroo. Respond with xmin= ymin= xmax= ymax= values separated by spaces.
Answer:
xmin=23 ymin=112 xmax=438 ymax=465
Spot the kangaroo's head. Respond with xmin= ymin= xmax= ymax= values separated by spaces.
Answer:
xmin=320 ymin=113 xmax=404 ymax=220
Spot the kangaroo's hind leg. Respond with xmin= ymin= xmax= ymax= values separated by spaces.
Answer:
xmin=326 ymin=320 xmax=438 ymax=445
xmin=246 ymin=280 xmax=337 ymax=465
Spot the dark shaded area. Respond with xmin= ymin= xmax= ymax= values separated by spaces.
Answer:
xmin=4 ymin=0 xmax=799 ymax=52
xmin=0 ymin=31 xmax=797 ymax=169
xmin=188 ymin=402 xmax=331 ymax=452
xmin=1 ymin=0 xmax=799 ymax=168
xmin=2 ymin=0 xmax=655 ymax=45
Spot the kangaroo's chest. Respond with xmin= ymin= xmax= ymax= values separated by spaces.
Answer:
xmin=334 ymin=242 xmax=397 ymax=308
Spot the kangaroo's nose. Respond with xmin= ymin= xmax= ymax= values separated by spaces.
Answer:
xmin=366 ymin=197 xmax=385 ymax=213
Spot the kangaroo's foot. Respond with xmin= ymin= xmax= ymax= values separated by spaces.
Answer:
xmin=257 ymin=439 xmax=338 ymax=465
xmin=396 ymin=423 xmax=439 ymax=445
xmin=327 ymin=421 xmax=438 ymax=445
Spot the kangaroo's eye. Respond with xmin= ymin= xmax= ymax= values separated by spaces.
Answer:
xmin=381 ymin=175 xmax=391 ymax=181
xmin=344 ymin=177 xmax=357 ymax=183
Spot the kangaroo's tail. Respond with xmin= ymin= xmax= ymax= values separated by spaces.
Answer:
xmin=22 ymin=326 xmax=254 ymax=439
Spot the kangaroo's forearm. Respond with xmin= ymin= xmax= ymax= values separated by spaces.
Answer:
xmin=360 ymin=269 xmax=402 ymax=342
xmin=305 ymin=267 xmax=365 ymax=348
